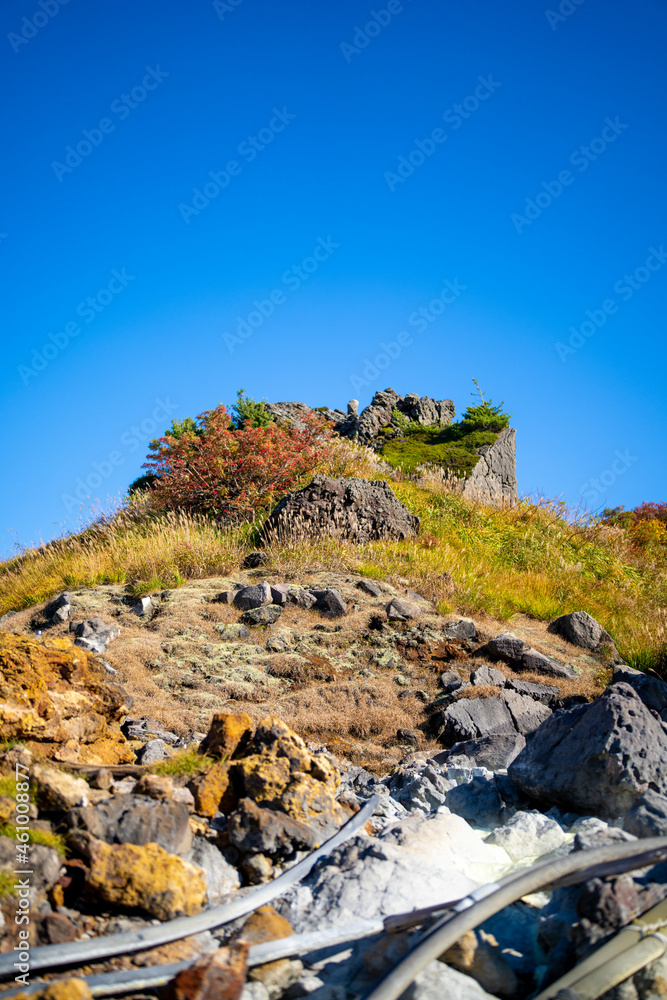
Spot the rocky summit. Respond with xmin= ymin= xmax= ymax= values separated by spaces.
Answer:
xmin=0 ymin=393 xmax=664 ymax=1000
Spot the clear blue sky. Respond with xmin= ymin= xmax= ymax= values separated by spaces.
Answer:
xmin=2 ymin=0 xmax=666 ymax=556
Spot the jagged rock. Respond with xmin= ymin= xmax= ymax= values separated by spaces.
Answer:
xmin=387 ymin=598 xmax=423 ymax=621
xmin=0 ymin=633 xmax=132 ymax=764
xmin=508 ymin=683 xmax=667 ymax=818
xmin=84 ymin=838 xmax=207 ymax=919
xmin=67 ymin=794 xmax=193 ymax=855
xmin=439 ymin=670 xmax=466 ymax=693
xmin=130 ymin=596 xmax=152 ymax=616
xmin=487 ymin=810 xmax=566 ymax=861
xmin=548 ymin=610 xmax=615 ymax=653
xmin=232 ymin=716 xmax=346 ymax=840
xmin=184 ymin=836 xmax=240 ymax=903
xmin=357 ymin=579 xmax=383 ymax=597
xmin=387 ymin=764 xmax=453 ymax=812
xmin=200 ymin=712 xmax=254 ymax=759
xmin=462 ymin=427 xmax=518 ymax=504
xmin=240 ymin=605 xmax=283 ymax=626
xmin=45 ymin=592 xmax=72 ymax=624
xmin=27 ymin=978 xmax=93 ymax=1000
xmin=502 ymin=690 xmax=552 ymax=735
xmin=286 ymin=589 xmax=317 ymax=609
xmin=234 ymin=582 xmax=273 ymax=610
xmin=189 ymin=761 xmax=234 ymax=818
xmin=228 ymin=798 xmax=319 ymax=855
xmin=270 ymin=584 xmax=290 ymax=605
xmin=504 ymin=679 xmax=560 ymax=705
xmin=262 ymin=475 xmax=419 ymax=543
xmin=314 ymin=589 xmax=348 ymax=617
xmin=32 ymin=766 xmax=90 ymax=811
xmin=481 ymin=632 xmax=575 ymax=679
xmin=470 ymin=665 xmax=505 ymax=687
xmin=70 ymin=617 xmax=120 ymax=654
xmin=446 ymin=776 xmax=506 ymax=828
xmin=265 ymin=401 xmax=321 ymax=429
xmin=135 ymin=738 xmax=168 ymax=764
xmin=445 ymin=619 xmax=477 ymax=641
xmin=442 ymin=733 xmax=526 ymax=771
xmin=338 ymin=389 xmax=455 ymax=447
xmin=438 ymin=696 xmax=516 ymax=746
xmin=163 ymin=942 xmax=248 ymax=1000
xmin=611 ymin=664 xmax=667 ymax=720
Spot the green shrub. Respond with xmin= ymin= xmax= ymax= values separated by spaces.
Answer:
xmin=232 ymin=389 xmax=274 ymax=429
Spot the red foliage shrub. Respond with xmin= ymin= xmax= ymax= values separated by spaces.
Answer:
xmin=601 ymin=502 xmax=667 ymax=548
xmin=142 ymin=405 xmax=332 ymax=521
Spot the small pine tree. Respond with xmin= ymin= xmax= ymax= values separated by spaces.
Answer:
xmin=232 ymin=389 xmax=274 ymax=429
xmin=459 ymin=378 xmax=511 ymax=433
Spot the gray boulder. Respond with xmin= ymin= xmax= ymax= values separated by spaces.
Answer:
xmin=387 ymin=598 xmax=423 ymax=621
xmin=471 ymin=665 xmax=505 ymax=687
xmin=508 ymin=683 xmax=667 ymax=818
xmin=357 ymin=579 xmax=383 ymax=597
xmin=241 ymin=605 xmax=283 ymax=626
xmin=503 ymin=690 xmax=552 ymax=736
xmin=286 ymin=588 xmax=317 ymax=609
xmin=439 ymin=670 xmax=465 ymax=694
xmin=446 ymin=776 xmax=505 ymax=828
xmin=482 ymin=632 xmax=575 ymax=679
xmin=184 ymin=836 xmax=240 ymax=903
xmin=316 ymin=589 xmax=348 ymax=617
xmin=234 ymin=582 xmax=273 ymax=610
xmin=611 ymin=664 xmax=667 ymax=720
xmin=135 ymin=739 xmax=168 ymax=764
xmin=67 ymin=795 xmax=192 ymax=855
xmin=624 ymin=790 xmax=667 ymax=838
xmin=262 ymin=475 xmax=419 ymax=543
xmin=487 ymin=810 xmax=566 ymax=862
xmin=442 ymin=733 xmax=526 ymax=771
xmin=445 ymin=618 xmax=477 ymax=641
xmin=438 ymin=696 xmax=516 ymax=746
xmin=228 ymin=798 xmax=319 ymax=856
xmin=548 ymin=610 xmax=615 ymax=653
xmin=71 ymin=617 xmax=120 ymax=654
xmin=45 ymin=592 xmax=72 ymax=623
xmin=505 ymin=679 xmax=560 ymax=705
xmin=130 ymin=596 xmax=152 ymax=616
xmin=215 ymin=623 xmax=250 ymax=640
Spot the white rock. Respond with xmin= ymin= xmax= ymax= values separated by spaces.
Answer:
xmin=487 ymin=810 xmax=566 ymax=862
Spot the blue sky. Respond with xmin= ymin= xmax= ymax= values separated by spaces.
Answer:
xmin=1 ymin=0 xmax=666 ymax=556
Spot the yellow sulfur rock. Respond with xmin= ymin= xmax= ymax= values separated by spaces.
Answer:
xmin=86 ymin=839 xmax=207 ymax=920
xmin=199 ymin=712 xmax=253 ymax=760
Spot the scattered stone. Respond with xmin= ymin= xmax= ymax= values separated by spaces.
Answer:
xmin=164 ymin=942 xmax=248 ymax=1000
xmin=387 ymin=598 xmax=423 ymax=621
xmin=262 ymin=475 xmax=420 ymax=543
xmin=130 ymin=597 xmax=152 ymax=616
xmin=270 ymin=584 xmax=290 ymax=605
xmin=482 ymin=632 xmax=575 ymax=679
xmin=200 ymin=712 xmax=254 ymax=759
xmin=84 ymin=839 xmax=207 ymax=920
xmin=487 ymin=810 xmax=566 ymax=861
xmin=509 ymin=683 xmax=667 ymax=818
xmin=547 ymin=610 xmax=615 ymax=653
xmin=286 ymin=589 xmax=317 ymax=609
xmin=244 ymin=552 xmax=268 ymax=569
xmin=234 ymin=582 xmax=273 ymax=611
xmin=135 ymin=739 xmax=168 ymax=764
xmin=212 ymin=591 xmax=238 ymax=605
xmin=241 ymin=906 xmax=300 ymax=994
xmin=504 ymin=679 xmax=560 ymax=705
xmin=70 ymin=617 xmax=120 ymax=654
xmin=241 ymin=605 xmax=283 ymax=627
xmin=439 ymin=670 xmax=465 ymax=693
xmin=133 ymin=774 xmax=174 ymax=800
xmin=406 ymin=589 xmax=427 ymax=602
xmin=215 ymin=623 xmax=251 ymax=640
xmin=32 ymin=766 xmax=90 ymax=811
xmin=357 ymin=579 xmax=382 ymax=597
xmin=315 ymin=589 xmax=348 ymax=617
xmin=397 ymin=728 xmax=420 ymax=746
xmin=242 ymin=853 xmax=273 ymax=885
xmin=470 ymin=665 xmax=505 ymax=687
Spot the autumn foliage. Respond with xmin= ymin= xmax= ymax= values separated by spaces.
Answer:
xmin=141 ymin=405 xmax=332 ymax=521
xmin=601 ymin=502 xmax=667 ymax=549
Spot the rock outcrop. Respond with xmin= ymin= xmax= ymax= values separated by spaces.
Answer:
xmin=261 ymin=475 xmax=420 ymax=542
xmin=461 ymin=428 xmax=517 ymax=504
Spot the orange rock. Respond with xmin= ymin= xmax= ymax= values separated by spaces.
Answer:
xmin=0 ymin=633 xmax=132 ymax=764
xmin=199 ymin=713 xmax=253 ymax=760
xmin=165 ymin=942 xmax=248 ymax=1000
xmin=86 ymin=839 xmax=207 ymax=920
xmin=188 ymin=761 xmax=235 ymax=818
xmin=239 ymin=906 xmax=295 ymax=990
xmin=15 ymin=979 xmax=93 ymax=1000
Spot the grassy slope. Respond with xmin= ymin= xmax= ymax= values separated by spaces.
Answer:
xmin=380 ymin=426 xmax=498 ymax=477
xmin=0 ymin=455 xmax=664 ymax=673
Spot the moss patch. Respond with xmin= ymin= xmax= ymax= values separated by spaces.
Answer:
xmin=380 ymin=426 xmax=498 ymax=477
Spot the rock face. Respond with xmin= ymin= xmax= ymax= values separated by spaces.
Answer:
xmin=336 ymin=388 xmax=455 ymax=447
xmin=0 ymin=632 xmax=133 ymax=764
xmin=508 ymin=683 xmax=667 ymax=818
xmin=262 ymin=475 xmax=420 ymax=543
xmin=462 ymin=428 xmax=517 ymax=504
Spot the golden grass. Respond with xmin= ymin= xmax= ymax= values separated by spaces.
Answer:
xmin=1 ymin=457 xmax=665 ymax=673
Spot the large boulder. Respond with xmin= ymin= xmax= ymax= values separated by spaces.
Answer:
xmin=611 ymin=665 xmax=667 ymax=720
xmin=508 ymin=683 xmax=667 ymax=818
xmin=438 ymin=696 xmax=516 ymax=746
xmin=0 ymin=632 xmax=133 ymax=764
xmin=262 ymin=475 xmax=419 ymax=543
xmin=462 ymin=428 xmax=518 ymax=504
xmin=480 ymin=632 xmax=575 ymax=679
xmin=547 ymin=610 xmax=615 ymax=653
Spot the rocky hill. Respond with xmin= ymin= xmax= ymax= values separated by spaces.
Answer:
xmin=0 ymin=405 xmax=664 ymax=1000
